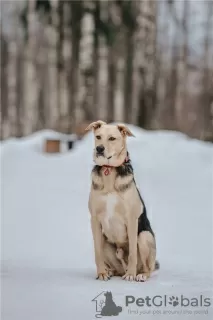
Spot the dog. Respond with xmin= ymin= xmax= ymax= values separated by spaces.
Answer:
xmin=86 ymin=120 xmax=159 ymax=282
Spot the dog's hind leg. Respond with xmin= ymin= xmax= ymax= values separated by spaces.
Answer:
xmin=103 ymin=242 xmax=124 ymax=277
xmin=136 ymin=231 xmax=156 ymax=282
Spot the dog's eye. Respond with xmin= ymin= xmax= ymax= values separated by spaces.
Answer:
xmin=109 ymin=137 xmax=116 ymax=141
xmin=96 ymin=135 xmax=101 ymax=140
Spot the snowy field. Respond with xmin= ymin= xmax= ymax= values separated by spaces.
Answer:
xmin=1 ymin=126 xmax=213 ymax=320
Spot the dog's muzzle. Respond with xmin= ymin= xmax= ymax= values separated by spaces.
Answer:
xmin=96 ymin=145 xmax=105 ymax=157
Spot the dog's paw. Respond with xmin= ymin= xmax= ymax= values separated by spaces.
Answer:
xmin=107 ymin=269 xmax=114 ymax=277
xmin=122 ymin=272 xmax=136 ymax=281
xmin=136 ymin=273 xmax=149 ymax=282
xmin=96 ymin=272 xmax=110 ymax=281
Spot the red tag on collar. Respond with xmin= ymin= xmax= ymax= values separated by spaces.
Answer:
xmin=103 ymin=167 xmax=110 ymax=176
xmin=103 ymin=166 xmax=112 ymax=176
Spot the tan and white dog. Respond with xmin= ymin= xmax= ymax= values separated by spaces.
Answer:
xmin=86 ymin=120 xmax=158 ymax=282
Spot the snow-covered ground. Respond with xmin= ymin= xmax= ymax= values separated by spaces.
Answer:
xmin=1 ymin=127 xmax=213 ymax=320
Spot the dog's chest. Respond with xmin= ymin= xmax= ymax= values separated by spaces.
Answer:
xmin=103 ymin=193 xmax=117 ymax=226
xmin=98 ymin=193 xmax=127 ymax=245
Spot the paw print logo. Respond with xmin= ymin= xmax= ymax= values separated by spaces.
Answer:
xmin=169 ymin=296 xmax=179 ymax=307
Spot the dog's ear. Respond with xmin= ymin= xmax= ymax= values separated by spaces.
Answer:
xmin=117 ymin=124 xmax=135 ymax=137
xmin=85 ymin=120 xmax=106 ymax=132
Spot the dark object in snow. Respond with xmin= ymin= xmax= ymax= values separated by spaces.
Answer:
xmin=67 ymin=140 xmax=74 ymax=150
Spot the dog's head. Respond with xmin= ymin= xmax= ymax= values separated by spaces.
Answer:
xmin=85 ymin=120 xmax=134 ymax=166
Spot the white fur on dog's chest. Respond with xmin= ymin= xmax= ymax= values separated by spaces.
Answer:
xmin=102 ymin=193 xmax=117 ymax=226
xmin=99 ymin=193 xmax=127 ymax=245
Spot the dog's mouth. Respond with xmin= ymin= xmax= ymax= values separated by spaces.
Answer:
xmin=96 ymin=152 xmax=104 ymax=158
xmin=96 ymin=153 xmax=113 ymax=160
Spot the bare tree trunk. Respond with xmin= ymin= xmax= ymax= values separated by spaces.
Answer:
xmin=16 ymin=51 xmax=24 ymax=137
xmin=93 ymin=0 xmax=100 ymax=117
xmin=124 ymin=30 xmax=134 ymax=124
xmin=34 ymin=11 xmax=50 ymax=131
xmin=25 ymin=0 xmax=37 ymax=135
xmin=81 ymin=68 xmax=95 ymax=121
xmin=151 ymin=0 xmax=158 ymax=126
xmin=165 ymin=33 xmax=179 ymax=130
xmin=138 ymin=0 xmax=157 ymax=128
xmin=35 ymin=56 xmax=45 ymax=130
xmin=37 ymin=81 xmax=45 ymax=129
xmin=202 ymin=0 xmax=213 ymax=139
xmin=8 ymin=9 xmax=19 ymax=137
xmin=107 ymin=43 xmax=116 ymax=123
xmin=0 ymin=32 xmax=9 ymax=139
xmin=79 ymin=2 xmax=95 ymax=122
xmin=175 ymin=0 xmax=189 ymax=131
xmin=68 ymin=1 xmax=82 ymax=132
xmin=106 ymin=0 xmax=116 ymax=123
xmin=154 ymin=0 xmax=167 ymax=128
xmin=57 ymin=0 xmax=64 ymax=121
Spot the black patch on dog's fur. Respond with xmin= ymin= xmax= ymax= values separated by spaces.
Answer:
xmin=116 ymin=164 xmax=133 ymax=176
xmin=92 ymin=165 xmax=102 ymax=176
xmin=92 ymin=181 xmax=102 ymax=190
xmin=135 ymin=181 xmax=155 ymax=237
xmin=115 ymin=153 xmax=133 ymax=177
xmin=116 ymin=178 xmax=134 ymax=192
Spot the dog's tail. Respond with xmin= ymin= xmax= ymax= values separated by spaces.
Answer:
xmin=155 ymin=260 xmax=160 ymax=270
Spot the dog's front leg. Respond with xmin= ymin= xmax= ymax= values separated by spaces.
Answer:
xmin=122 ymin=217 xmax=138 ymax=281
xmin=91 ymin=216 xmax=110 ymax=281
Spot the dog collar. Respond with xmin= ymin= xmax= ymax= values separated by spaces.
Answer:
xmin=102 ymin=155 xmax=129 ymax=176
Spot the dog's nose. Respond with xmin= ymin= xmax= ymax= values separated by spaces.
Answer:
xmin=96 ymin=145 xmax=105 ymax=153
